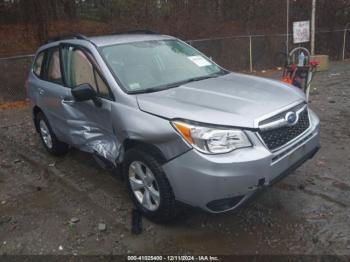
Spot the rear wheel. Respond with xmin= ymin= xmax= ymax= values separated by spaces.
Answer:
xmin=123 ymin=148 xmax=178 ymax=223
xmin=36 ymin=112 xmax=70 ymax=156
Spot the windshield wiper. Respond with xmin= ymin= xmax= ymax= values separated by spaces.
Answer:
xmin=164 ymin=74 xmax=222 ymax=89
xmin=131 ymin=87 xmax=166 ymax=94
xmin=132 ymin=72 xmax=226 ymax=94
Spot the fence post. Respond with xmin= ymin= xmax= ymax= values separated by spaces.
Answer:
xmin=311 ymin=0 xmax=316 ymax=55
xmin=342 ymin=29 xmax=347 ymax=61
xmin=249 ymin=35 xmax=253 ymax=72
xmin=286 ymin=0 xmax=290 ymax=55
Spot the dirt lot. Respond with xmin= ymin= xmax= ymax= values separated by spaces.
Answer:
xmin=0 ymin=62 xmax=350 ymax=256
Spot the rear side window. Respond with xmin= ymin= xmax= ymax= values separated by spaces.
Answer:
xmin=33 ymin=52 xmax=45 ymax=77
xmin=47 ymin=48 xmax=63 ymax=85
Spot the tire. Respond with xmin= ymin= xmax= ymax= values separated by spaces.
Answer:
xmin=36 ymin=112 xmax=70 ymax=156
xmin=123 ymin=147 xmax=178 ymax=223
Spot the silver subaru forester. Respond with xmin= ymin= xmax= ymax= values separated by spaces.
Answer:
xmin=27 ymin=31 xmax=320 ymax=222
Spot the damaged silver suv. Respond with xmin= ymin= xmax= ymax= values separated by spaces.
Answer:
xmin=27 ymin=31 xmax=320 ymax=222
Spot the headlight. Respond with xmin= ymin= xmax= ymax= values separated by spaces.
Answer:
xmin=172 ymin=121 xmax=252 ymax=154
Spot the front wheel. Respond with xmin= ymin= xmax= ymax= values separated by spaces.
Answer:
xmin=123 ymin=148 xmax=178 ymax=223
xmin=36 ymin=112 xmax=70 ymax=156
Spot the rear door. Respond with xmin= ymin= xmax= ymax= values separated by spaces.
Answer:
xmin=37 ymin=46 xmax=73 ymax=143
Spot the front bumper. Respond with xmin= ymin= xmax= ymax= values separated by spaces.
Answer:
xmin=163 ymin=109 xmax=320 ymax=213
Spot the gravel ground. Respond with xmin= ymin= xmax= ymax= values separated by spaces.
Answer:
xmin=0 ymin=61 xmax=349 ymax=256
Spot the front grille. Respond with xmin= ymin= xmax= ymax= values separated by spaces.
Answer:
xmin=258 ymin=108 xmax=310 ymax=151
xmin=259 ymin=103 xmax=306 ymax=126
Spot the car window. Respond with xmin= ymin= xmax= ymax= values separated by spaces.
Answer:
xmin=61 ymin=46 xmax=111 ymax=99
xmin=72 ymin=49 xmax=98 ymax=91
xmin=33 ymin=52 xmax=45 ymax=77
xmin=47 ymin=48 xmax=63 ymax=85
xmin=95 ymin=70 xmax=109 ymax=97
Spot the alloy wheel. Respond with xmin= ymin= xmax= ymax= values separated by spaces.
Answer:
xmin=128 ymin=161 xmax=160 ymax=211
xmin=39 ymin=120 xmax=53 ymax=149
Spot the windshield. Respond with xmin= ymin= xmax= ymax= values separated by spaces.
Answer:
xmin=100 ymin=39 xmax=226 ymax=93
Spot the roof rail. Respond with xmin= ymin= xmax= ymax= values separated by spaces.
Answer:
xmin=47 ymin=33 xmax=90 ymax=44
xmin=112 ymin=29 xmax=160 ymax=35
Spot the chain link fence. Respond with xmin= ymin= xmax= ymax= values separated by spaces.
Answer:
xmin=0 ymin=54 xmax=33 ymax=103
xmin=189 ymin=29 xmax=350 ymax=71
xmin=0 ymin=30 xmax=349 ymax=103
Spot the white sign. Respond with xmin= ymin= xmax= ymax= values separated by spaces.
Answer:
xmin=187 ymin=56 xmax=212 ymax=67
xmin=293 ymin=21 xmax=310 ymax=44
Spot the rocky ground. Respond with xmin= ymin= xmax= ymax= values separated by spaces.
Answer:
xmin=0 ymin=62 xmax=349 ymax=256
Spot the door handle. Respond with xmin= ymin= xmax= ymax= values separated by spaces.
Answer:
xmin=62 ymin=98 xmax=75 ymax=105
xmin=39 ymin=88 xmax=44 ymax=95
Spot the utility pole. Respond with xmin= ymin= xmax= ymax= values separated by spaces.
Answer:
xmin=311 ymin=0 xmax=316 ymax=55
xmin=286 ymin=0 xmax=290 ymax=55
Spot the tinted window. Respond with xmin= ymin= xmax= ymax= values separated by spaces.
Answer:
xmin=47 ymin=48 xmax=63 ymax=85
xmin=33 ymin=52 xmax=45 ymax=77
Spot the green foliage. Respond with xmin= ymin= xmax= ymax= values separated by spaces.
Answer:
xmin=1 ymin=0 xmax=350 ymax=41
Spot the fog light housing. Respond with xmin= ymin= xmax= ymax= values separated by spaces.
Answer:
xmin=206 ymin=195 xmax=245 ymax=212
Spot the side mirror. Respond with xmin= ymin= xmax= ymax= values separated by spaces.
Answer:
xmin=71 ymin=83 xmax=102 ymax=107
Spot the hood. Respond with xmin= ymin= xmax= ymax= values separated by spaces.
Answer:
xmin=136 ymin=73 xmax=305 ymax=128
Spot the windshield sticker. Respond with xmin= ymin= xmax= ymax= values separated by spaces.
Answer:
xmin=129 ymin=83 xmax=141 ymax=90
xmin=187 ymin=56 xmax=212 ymax=67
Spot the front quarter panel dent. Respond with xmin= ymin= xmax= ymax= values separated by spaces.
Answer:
xmin=110 ymin=103 xmax=191 ymax=162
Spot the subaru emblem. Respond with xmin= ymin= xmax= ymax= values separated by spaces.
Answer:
xmin=285 ymin=112 xmax=298 ymax=126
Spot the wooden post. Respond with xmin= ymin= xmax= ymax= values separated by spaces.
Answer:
xmin=343 ymin=29 xmax=347 ymax=61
